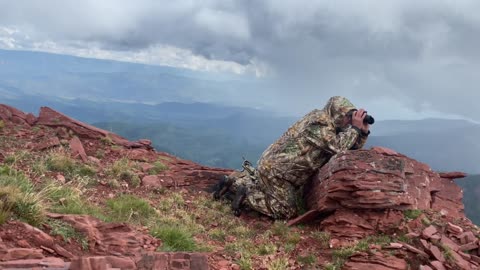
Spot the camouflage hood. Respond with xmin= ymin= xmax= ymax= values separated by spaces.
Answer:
xmin=323 ymin=96 xmax=356 ymax=128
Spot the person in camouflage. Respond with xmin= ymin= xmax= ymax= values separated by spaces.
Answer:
xmin=214 ymin=96 xmax=371 ymax=219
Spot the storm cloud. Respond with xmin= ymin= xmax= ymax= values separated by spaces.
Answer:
xmin=0 ymin=0 xmax=479 ymax=120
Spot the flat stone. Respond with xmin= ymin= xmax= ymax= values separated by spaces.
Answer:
xmin=440 ymin=235 xmax=460 ymax=252
xmin=402 ymin=243 xmax=429 ymax=258
xmin=428 ymin=245 xmax=445 ymax=263
xmin=430 ymin=261 xmax=446 ymax=270
xmin=420 ymin=266 xmax=433 ymax=270
xmin=447 ymin=222 xmax=463 ymax=235
xmin=0 ymin=248 xmax=44 ymax=261
xmin=459 ymin=242 xmax=478 ymax=252
xmin=422 ymin=225 xmax=438 ymax=239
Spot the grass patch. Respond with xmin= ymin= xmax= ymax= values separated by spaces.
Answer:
xmin=267 ymin=257 xmax=289 ymax=270
xmin=404 ymin=209 xmax=422 ymax=220
xmin=151 ymin=224 xmax=199 ymax=252
xmin=107 ymin=158 xmax=140 ymax=187
xmin=106 ymin=194 xmax=155 ymax=224
xmin=42 ymin=180 xmax=105 ymax=220
xmin=0 ymin=120 xmax=4 ymax=130
xmin=257 ymin=243 xmax=277 ymax=255
xmin=312 ymin=230 xmax=331 ymax=248
xmin=0 ymin=169 xmax=45 ymax=226
xmin=45 ymin=149 xmax=97 ymax=179
xmin=297 ymin=254 xmax=316 ymax=266
xmin=148 ymin=161 xmax=169 ymax=174
xmin=47 ymin=219 xmax=89 ymax=250
xmin=440 ymin=244 xmax=455 ymax=264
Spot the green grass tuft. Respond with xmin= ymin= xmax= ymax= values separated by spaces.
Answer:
xmin=151 ymin=224 xmax=199 ymax=252
xmin=106 ymin=194 xmax=155 ymax=224
xmin=47 ymin=219 xmax=89 ymax=250
xmin=148 ymin=161 xmax=169 ymax=174
xmin=404 ymin=209 xmax=422 ymax=220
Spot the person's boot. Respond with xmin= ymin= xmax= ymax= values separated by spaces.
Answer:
xmin=213 ymin=175 xmax=234 ymax=200
xmin=232 ymin=185 xmax=247 ymax=217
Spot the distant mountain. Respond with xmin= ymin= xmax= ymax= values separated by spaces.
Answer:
xmin=367 ymin=119 xmax=480 ymax=173
xmin=456 ymin=175 xmax=480 ymax=225
xmin=0 ymin=49 xmax=262 ymax=108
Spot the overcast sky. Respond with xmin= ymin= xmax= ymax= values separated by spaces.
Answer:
xmin=0 ymin=0 xmax=478 ymax=121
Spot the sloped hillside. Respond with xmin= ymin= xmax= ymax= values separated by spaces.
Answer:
xmin=0 ymin=104 xmax=479 ymax=270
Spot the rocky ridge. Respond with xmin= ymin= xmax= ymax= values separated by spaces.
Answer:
xmin=0 ymin=104 xmax=479 ymax=269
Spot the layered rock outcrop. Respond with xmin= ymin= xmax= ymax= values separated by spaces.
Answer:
xmin=290 ymin=147 xmax=467 ymax=226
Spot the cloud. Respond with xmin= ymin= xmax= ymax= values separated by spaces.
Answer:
xmin=0 ymin=0 xmax=479 ymax=120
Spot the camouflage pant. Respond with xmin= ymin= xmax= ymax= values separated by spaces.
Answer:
xmin=227 ymin=169 xmax=298 ymax=219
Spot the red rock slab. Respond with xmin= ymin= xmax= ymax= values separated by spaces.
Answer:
xmin=0 ymin=257 xmax=66 ymax=268
xmin=447 ymin=222 xmax=464 ymax=235
xmin=69 ymin=136 xmax=88 ymax=162
xmin=136 ymin=252 xmax=209 ymax=270
xmin=302 ymin=148 xmax=467 ymax=222
xmin=316 ymin=209 xmax=404 ymax=240
xmin=46 ymin=213 xmax=159 ymax=256
xmin=430 ymin=261 xmax=446 ymax=270
xmin=459 ymin=242 xmax=478 ymax=252
xmin=428 ymin=245 xmax=445 ymax=263
xmin=0 ymin=248 xmax=44 ymax=261
xmin=70 ymin=256 xmax=136 ymax=270
xmin=420 ymin=266 xmax=433 ymax=270
xmin=450 ymin=250 xmax=474 ymax=269
xmin=33 ymin=136 xmax=61 ymax=151
xmin=0 ymin=104 xmax=32 ymax=126
xmin=422 ymin=225 xmax=438 ymax=239
xmin=438 ymin=172 xmax=467 ymax=179
xmin=344 ymin=253 xmax=407 ymax=270
xmin=37 ymin=107 xmax=152 ymax=149
xmin=458 ymin=231 xmax=477 ymax=245
xmin=440 ymin=235 xmax=460 ymax=252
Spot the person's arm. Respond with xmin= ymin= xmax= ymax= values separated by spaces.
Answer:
xmin=351 ymin=129 xmax=369 ymax=150
xmin=305 ymin=123 xmax=360 ymax=154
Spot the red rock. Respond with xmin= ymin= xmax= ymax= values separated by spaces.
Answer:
xmin=459 ymin=241 xmax=478 ymax=252
xmin=217 ymin=260 xmax=231 ymax=267
xmin=430 ymin=261 xmax=446 ymax=270
xmin=447 ymin=222 xmax=464 ymax=235
xmin=127 ymin=149 xmax=152 ymax=162
xmin=420 ymin=239 xmax=431 ymax=250
xmin=141 ymin=163 xmax=155 ymax=173
xmin=70 ymin=256 xmax=110 ymax=270
xmin=56 ymin=174 xmax=66 ymax=184
xmin=422 ymin=225 xmax=438 ymax=239
xmin=46 ymin=214 xmax=159 ymax=256
xmin=428 ymin=245 xmax=445 ymax=262
xmin=16 ymin=240 xmax=31 ymax=248
xmin=385 ymin=243 xmax=403 ymax=249
xmin=294 ymin=149 xmax=467 ymax=226
xmin=0 ymin=257 xmax=66 ymax=268
xmin=450 ymin=250 xmax=473 ymax=269
xmin=0 ymin=104 xmax=31 ymax=126
xmin=420 ymin=266 xmax=433 ymax=270
xmin=471 ymin=254 xmax=480 ymax=263
xmin=69 ymin=136 xmax=88 ymax=162
xmin=438 ymin=172 xmax=467 ymax=179
xmin=33 ymin=136 xmax=60 ymax=151
xmin=402 ymin=243 xmax=429 ymax=258
xmin=138 ymin=139 xmax=152 ymax=146
xmin=36 ymin=106 xmax=153 ymax=149
xmin=440 ymin=235 xmax=460 ymax=252
xmin=345 ymin=253 xmax=407 ymax=269
xmin=25 ymin=113 xmax=37 ymax=126
xmin=0 ymin=248 xmax=44 ymax=261
xmin=458 ymin=231 xmax=477 ymax=244
xmin=142 ymin=175 xmax=162 ymax=188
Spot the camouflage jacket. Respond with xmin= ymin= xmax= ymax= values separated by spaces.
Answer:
xmin=257 ymin=96 xmax=368 ymax=187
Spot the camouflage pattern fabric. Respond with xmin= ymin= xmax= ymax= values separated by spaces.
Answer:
xmin=227 ymin=96 xmax=369 ymax=219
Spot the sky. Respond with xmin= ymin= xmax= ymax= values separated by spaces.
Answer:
xmin=0 ymin=0 xmax=478 ymax=121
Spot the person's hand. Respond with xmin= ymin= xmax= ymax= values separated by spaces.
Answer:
xmin=351 ymin=108 xmax=370 ymax=133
